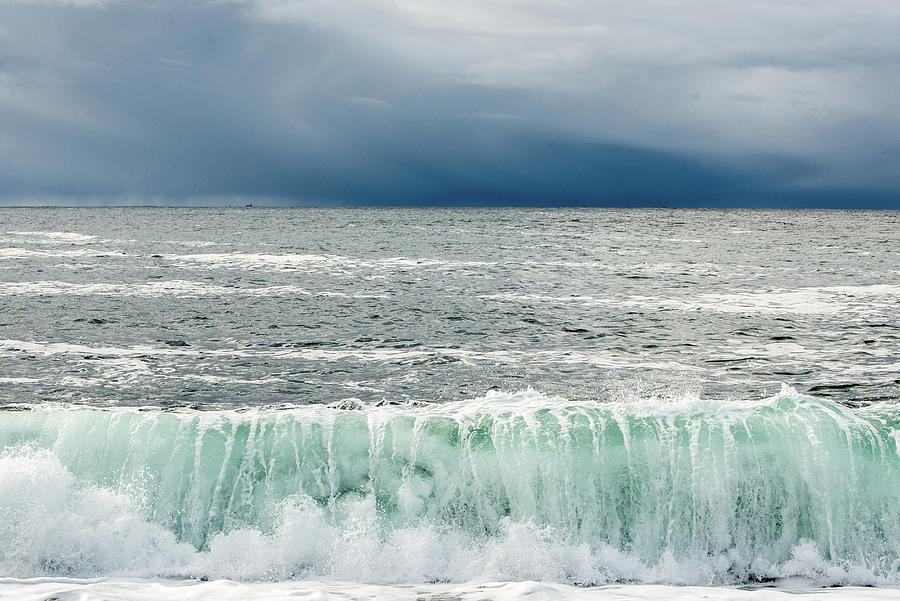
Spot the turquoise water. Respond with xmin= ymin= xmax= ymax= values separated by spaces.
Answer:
xmin=2 ymin=388 xmax=898 ymax=584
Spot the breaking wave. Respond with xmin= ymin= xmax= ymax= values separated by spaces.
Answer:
xmin=1 ymin=386 xmax=898 ymax=586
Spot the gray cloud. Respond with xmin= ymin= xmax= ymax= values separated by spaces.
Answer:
xmin=0 ymin=0 xmax=107 ymax=5
xmin=0 ymin=0 xmax=898 ymax=206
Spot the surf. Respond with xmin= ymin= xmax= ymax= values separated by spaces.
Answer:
xmin=1 ymin=386 xmax=898 ymax=586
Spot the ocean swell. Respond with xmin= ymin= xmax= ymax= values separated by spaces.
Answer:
xmin=0 ymin=387 xmax=898 ymax=586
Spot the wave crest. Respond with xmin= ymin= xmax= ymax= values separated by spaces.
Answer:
xmin=1 ymin=389 xmax=898 ymax=585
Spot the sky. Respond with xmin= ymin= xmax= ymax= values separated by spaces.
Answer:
xmin=0 ymin=0 xmax=898 ymax=207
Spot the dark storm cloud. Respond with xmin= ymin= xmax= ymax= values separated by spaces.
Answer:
xmin=0 ymin=0 xmax=898 ymax=207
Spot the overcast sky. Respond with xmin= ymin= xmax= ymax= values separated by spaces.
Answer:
xmin=1 ymin=0 xmax=898 ymax=207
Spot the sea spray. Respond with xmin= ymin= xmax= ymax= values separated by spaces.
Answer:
xmin=0 ymin=386 xmax=898 ymax=585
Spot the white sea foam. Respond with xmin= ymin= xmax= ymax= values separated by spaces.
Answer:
xmin=0 ymin=339 xmax=695 ymax=372
xmin=0 ymin=449 xmax=193 ymax=577
xmin=670 ymin=284 xmax=900 ymax=315
xmin=0 ymin=377 xmax=41 ymax=384
xmin=185 ymin=374 xmax=287 ymax=386
xmin=677 ymin=290 xmax=840 ymax=314
xmin=161 ymin=240 xmax=220 ymax=247
xmin=164 ymin=252 xmax=494 ymax=272
xmin=483 ymin=284 xmax=900 ymax=316
xmin=5 ymin=231 xmax=98 ymax=244
xmin=0 ymin=280 xmax=311 ymax=298
xmin=840 ymin=361 xmax=900 ymax=376
xmin=0 ymin=248 xmax=110 ymax=259
xmin=819 ymin=284 xmax=900 ymax=296
xmin=0 ymin=339 xmax=198 ymax=358
xmin=1 ymin=578 xmax=896 ymax=601
xmin=0 ymin=281 xmax=385 ymax=299
xmin=166 ymin=252 xmax=349 ymax=270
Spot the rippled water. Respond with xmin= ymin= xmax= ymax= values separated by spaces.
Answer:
xmin=2 ymin=208 xmax=900 ymax=591
xmin=1 ymin=207 xmax=898 ymax=407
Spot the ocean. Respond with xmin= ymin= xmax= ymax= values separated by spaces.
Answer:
xmin=0 ymin=207 xmax=898 ymax=600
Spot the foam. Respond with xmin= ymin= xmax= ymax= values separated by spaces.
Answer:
xmin=0 ymin=280 xmax=390 ymax=299
xmin=0 ymin=281 xmax=314 ymax=298
xmin=164 ymin=252 xmax=494 ymax=272
xmin=0 ymin=339 xmax=696 ymax=372
xmin=0 ymin=248 xmax=108 ymax=259
xmin=5 ymin=231 xmax=98 ymax=244
xmin=1 ymin=578 xmax=897 ymax=601
xmin=482 ymin=284 xmax=900 ymax=316
xmin=0 ymin=339 xmax=200 ymax=358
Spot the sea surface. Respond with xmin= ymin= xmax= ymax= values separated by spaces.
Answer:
xmin=0 ymin=208 xmax=898 ymax=600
